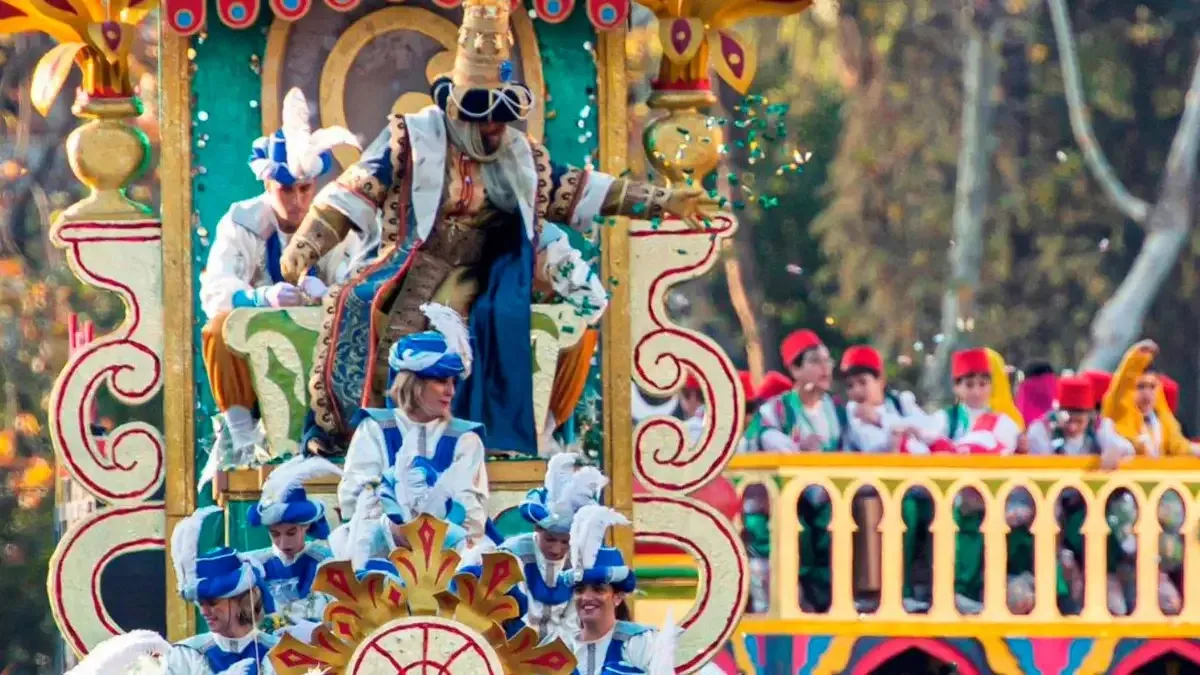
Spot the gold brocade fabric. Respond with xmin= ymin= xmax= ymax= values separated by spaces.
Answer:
xmin=368 ymin=147 xmax=506 ymax=401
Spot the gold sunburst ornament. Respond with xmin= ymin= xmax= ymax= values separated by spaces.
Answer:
xmin=270 ymin=515 xmax=577 ymax=675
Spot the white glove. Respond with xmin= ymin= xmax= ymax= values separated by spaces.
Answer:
xmin=263 ymin=282 xmax=304 ymax=307
xmin=299 ymin=275 xmax=329 ymax=300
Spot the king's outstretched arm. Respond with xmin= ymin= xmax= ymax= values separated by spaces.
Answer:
xmin=536 ymin=140 xmax=722 ymax=231
xmin=280 ymin=118 xmax=408 ymax=282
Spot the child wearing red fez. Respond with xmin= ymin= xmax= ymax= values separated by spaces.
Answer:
xmin=680 ymin=371 xmax=706 ymax=447
xmin=839 ymin=345 xmax=925 ymax=453
xmin=1027 ymin=376 xmax=1132 ymax=466
xmin=751 ymin=329 xmax=854 ymax=453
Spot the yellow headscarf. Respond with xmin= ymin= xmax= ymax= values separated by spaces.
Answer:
xmin=986 ymin=348 xmax=1025 ymax=431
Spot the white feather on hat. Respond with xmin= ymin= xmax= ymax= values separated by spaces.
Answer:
xmin=648 ymin=609 xmax=679 ymax=675
xmin=569 ymin=504 xmax=629 ymax=571
xmin=280 ymin=88 xmax=361 ymax=181
xmin=260 ymin=455 xmax=343 ymax=506
xmin=420 ymin=302 xmax=472 ymax=377
xmin=170 ymin=506 xmax=222 ymax=595
xmin=66 ymin=630 xmax=170 ymax=675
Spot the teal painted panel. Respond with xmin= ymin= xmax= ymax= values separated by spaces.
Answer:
xmin=225 ymin=500 xmax=273 ymax=552
xmin=185 ymin=4 xmax=606 ymax=513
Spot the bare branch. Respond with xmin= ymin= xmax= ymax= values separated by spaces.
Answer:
xmin=1047 ymin=0 xmax=1152 ymax=224
xmin=1079 ymin=51 xmax=1200 ymax=370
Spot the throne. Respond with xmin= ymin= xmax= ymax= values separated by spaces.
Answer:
xmin=219 ymin=303 xmax=588 ymax=461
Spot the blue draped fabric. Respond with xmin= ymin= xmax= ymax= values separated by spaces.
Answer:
xmin=452 ymin=224 xmax=536 ymax=454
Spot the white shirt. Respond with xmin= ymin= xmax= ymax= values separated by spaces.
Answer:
xmin=167 ymin=631 xmax=277 ymax=675
xmin=910 ymin=404 xmax=989 ymax=444
xmin=498 ymin=532 xmax=576 ymax=643
xmin=846 ymin=391 xmax=926 ymax=454
xmin=245 ymin=543 xmax=331 ymax=625
xmin=199 ymin=194 xmax=364 ymax=318
xmin=1027 ymin=416 xmax=1133 ymax=458
xmin=756 ymin=392 xmax=845 ymax=451
xmin=570 ymin=624 xmax=657 ymax=675
xmin=338 ymin=408 xmax=488 ymax=543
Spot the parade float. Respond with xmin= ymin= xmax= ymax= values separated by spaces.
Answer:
xmin=7 ymin=0 xmax=1200 ymax=669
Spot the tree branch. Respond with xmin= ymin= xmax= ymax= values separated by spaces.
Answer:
xmin=1047 ymin=0 xmax=1152 ymax=224
xmin=1079 ymin=51 xmax=1200 ymax=370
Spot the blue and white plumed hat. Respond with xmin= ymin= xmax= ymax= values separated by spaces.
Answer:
xmin=247 ymin=456 xmax=342 ymax=540
xmin=388 ymin=303 xmax=473 ymax=383
xmin=567 ymin=504 xmax=634 ymax=593
xmin=170 ymin=506 xmax=276 ymax=614
xmin=519 ymin=452 xmax=607 ymax=534
xmin=248 ymin=87 xmax=360 ymax=186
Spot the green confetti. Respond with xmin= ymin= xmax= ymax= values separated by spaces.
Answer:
xmin=676 ymin=249 xmax=688 ymax=255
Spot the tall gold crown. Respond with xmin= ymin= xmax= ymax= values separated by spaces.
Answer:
xmin=452 ymin=0 xmax=518 ymax=89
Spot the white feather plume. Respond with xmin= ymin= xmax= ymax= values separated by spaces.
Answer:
xmin=550 ymin=466 xmax=607 ymax=520
xmin=280 ymin=87 xmax=359 ymax=182
xmin=420 ymin=457 xmax=474 ymax=519
xmin=281 ymin=88 xmax=314 ymax=180
xmin=648 ymin=609 xmax=679 ymax=675
xmin=347 ymin=485 xmax=383 ymax=569
xmin=171 ymin=506 xmax=222 ymax=594
xmin=420 ymin=302 xmax=472 ymax=376
xmin=67 ymin=630 xmax=170 ymax=675
xmin=261 ymin=456 xmax=343 ymax=505
xmin=215 ymin=657 xmax=258 ymax=675
xmin=197 ymin=441 xmax=219 ymax=494
xmin=543 ymin=453 xmax=579 ymax=505
xmin=569 ymin=504 xmax=628 ymax=571
xmin=328 ymin=523 xmax=352 ymax=561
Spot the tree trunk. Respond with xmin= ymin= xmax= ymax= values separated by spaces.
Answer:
xmin=922 ymin=12 xmax=1006 ymax=404
xmin=1077 ymin=52 xmax=1200 ymax=371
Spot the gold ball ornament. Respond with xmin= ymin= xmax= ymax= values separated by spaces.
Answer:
xmin=59 ymin=96 xmax=152 ymax=223
xmin=642 ymin=90 xmax=722 ymax=185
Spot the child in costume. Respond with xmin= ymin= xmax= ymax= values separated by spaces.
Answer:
xmin=740 ymin=371 xmax=790 ymax=453
xmin=245 ymin=456 xmax=341 ymax=627
xmin=338 ymin=303 xmax=489 ymax=545
xmin=500 ymin=452 xmax=607 ymax=642
xmin=1102 ymin=340 xmax=1195 ymax=457
xmin=169 ymin=507 xmax=280 ymax=674
xmin=896 ymin=348 xmax=1024 ymax=613
xmin=839 ymin=345 xmax=925 ymax=454
xmin=198 ymin=87 xmax=363 ymax=477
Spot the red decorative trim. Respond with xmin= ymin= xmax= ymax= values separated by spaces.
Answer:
xmin=635 ymin=494 xmax=746 ymax=671
xmin=269 ymin=0 xmax=310 ymax=21
xmin=851 ymin=639 xmax=980 ymax=675
xmin=216 ymin=0 xmax=260 ymax=29
xmin=632 ymin=215 xmax=740 ymax=493
xmin=51 ymin=503 xmax=164 ymax=656
xmin=1112 ymin=640 xmax=1200 ymax=675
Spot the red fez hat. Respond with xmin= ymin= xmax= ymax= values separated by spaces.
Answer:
xmin=738 ymin=371 xmax=755 ymax=402
xmin=757 ymin=371 xmax=793 ymax=401
xmin=1161 ymin=375 xmax=1180 ymax=413
xmin=951 ymin=348 xmax=990 ymax=380
xmin=1081 ymin=370 xmax=1112 ymax=408
xmin=780 ymin=329 xmax=823 ymax=367
xmin=1056 ymin=376 xmax=1093 ymax=412
xmin=683 ymin=371 xmax=702 ymax=392
xmin=840 ymin=345 xmax=883 ymax=375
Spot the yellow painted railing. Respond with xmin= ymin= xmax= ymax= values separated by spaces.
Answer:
xmin=724 ymin=454 xmax=1200 ymax=639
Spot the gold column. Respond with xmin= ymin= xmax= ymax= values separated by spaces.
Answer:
xmin=159 ymin=25 xmax=198 ymax=641
xmin=596 ymin=28 xmax=633 ymax=560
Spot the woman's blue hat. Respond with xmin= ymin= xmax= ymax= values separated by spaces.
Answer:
xmin=568 ymin=546 xmax=635 ymax=594
xmin=388 ymin=303 xmax=473 ymax=384
xmin=567 ymin=505 xmax=635 ymax=593
xmin=184 ymin=547 xmax=277 ymax=614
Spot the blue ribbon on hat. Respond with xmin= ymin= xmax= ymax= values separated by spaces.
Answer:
xmin=186 ymin=547 xmax=277 ymax=614
xmin=387 ymin=331 xmax=467 ymax=384
xmin=567 ymin=546 xmax=635 ymax=593
xmin=248 ymin=130 xmax=333 ymax=186
xmin=518 ymin=487 xmax=577 ymax=534
xmin=247 ymin=486 xmax=332 ymax=540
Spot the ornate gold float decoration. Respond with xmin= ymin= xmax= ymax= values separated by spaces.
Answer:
xmin=0 ymin=0 xmax=155 ymax=221
xmin=637 ymin=0 xmax=812 ymax=182
xmin=270 ymin=515 xmax=577 ymax=675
